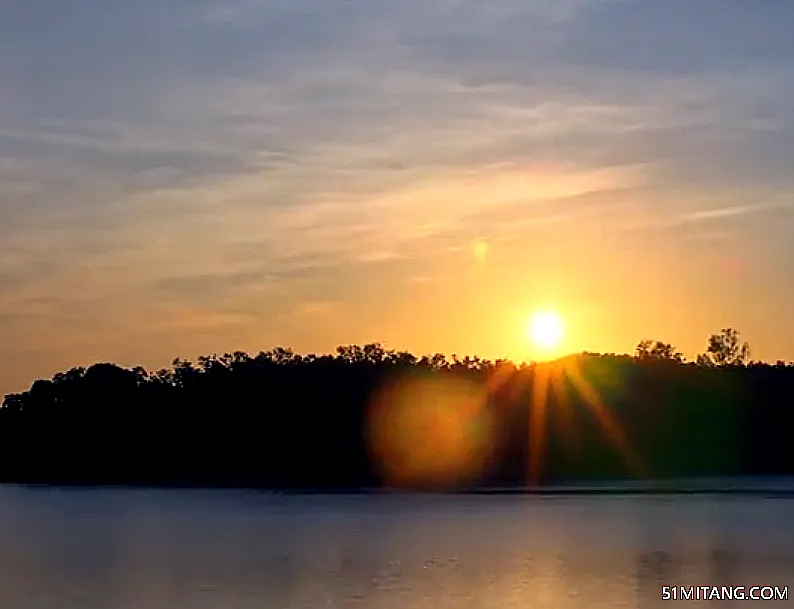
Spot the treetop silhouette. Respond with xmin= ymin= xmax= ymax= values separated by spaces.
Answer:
xmin=1 ymin=329 xmax=792 ymax=489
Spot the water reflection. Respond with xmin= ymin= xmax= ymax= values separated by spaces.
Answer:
xmin=0 ymin=488 xmax=792 ymax=608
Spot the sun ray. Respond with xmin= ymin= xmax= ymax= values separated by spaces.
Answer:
xmin=549 ymin=364 xmax=581 ymax=459
xmin=528 ymin=363 xmax=552 ymax=486
xmin=561 ymin=358 xmax=645 ymax=478
xmin=522 ymin=355 xmax=645 ymax=488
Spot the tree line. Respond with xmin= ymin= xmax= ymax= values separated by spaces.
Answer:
xmin=0 ymin=328 xmax=792 ymax=489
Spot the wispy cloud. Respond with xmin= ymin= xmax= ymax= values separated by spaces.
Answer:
xmin=682 ymin=205 xmax=760 ymax=223
xmin=622 ymin=199 xmax=794 ymax=232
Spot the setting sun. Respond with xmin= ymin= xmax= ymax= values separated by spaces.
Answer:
xmin=528 ymin=311 xmax=565 ymax=351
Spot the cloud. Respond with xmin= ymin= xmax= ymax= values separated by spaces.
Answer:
xmin=562 ymin=0 xmax=794 ymax=74
xmin=601 ymin=193 xmax=794 ymax=245
xmin=682 ymin=206 xmax=759 ymax=223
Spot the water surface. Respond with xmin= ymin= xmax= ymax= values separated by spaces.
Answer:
xmin=0 ymin=486 xmax=792 ymax=608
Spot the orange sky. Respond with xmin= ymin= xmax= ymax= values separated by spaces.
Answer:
xmin=2 ymin=0 xmax=794 ymax=397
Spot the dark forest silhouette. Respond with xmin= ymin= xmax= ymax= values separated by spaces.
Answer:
xmin=1 ymin=328 xmax=792 ymax=489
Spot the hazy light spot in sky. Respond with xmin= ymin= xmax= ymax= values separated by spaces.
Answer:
xmin=473 ymin=240 xmax=490 ymax=264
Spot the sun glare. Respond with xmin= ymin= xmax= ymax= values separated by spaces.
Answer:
xmin=528 ymin=311 xmax=565 ymax=351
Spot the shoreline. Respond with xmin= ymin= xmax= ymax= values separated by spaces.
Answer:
xmin=4 ymin=477 xmax=794 ymax=496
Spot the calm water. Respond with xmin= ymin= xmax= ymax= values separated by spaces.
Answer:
xmin=1 ymin=487 xmax=792 ymax=608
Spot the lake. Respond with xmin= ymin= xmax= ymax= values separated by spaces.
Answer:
xmin=0 ymin=486 xmax=792 ymax=608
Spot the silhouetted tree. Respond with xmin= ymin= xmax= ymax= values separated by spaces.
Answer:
xmin=0 ymin=333 xmax=792 ymax=489
xmin=635 ymin=340 xmax=684 ymax=362
xmin=701 ymin=328 xmax=750 ymax=367
xmin=696 ymin=353 xmax=716 ymax=367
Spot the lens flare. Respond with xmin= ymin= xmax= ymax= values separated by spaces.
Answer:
xmin=367 ymin=374 xmax=495 ymax=489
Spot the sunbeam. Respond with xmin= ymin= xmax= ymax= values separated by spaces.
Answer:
xmin=518 ymin=356 xmax=644 ymax=486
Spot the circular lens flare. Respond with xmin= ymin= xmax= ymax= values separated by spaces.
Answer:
xmin=367 ymin=375 xmax=495 ymax=489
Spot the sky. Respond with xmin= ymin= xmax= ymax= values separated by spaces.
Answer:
xmin=2 ymin=0 xmax=794 ymax=395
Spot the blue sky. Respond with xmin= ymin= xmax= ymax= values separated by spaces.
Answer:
xmin=2 ymin=0 xmax=794 ymax=394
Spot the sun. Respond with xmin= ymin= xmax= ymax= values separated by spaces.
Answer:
xmin=527 ymin=310 xmax=565 ymax=350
